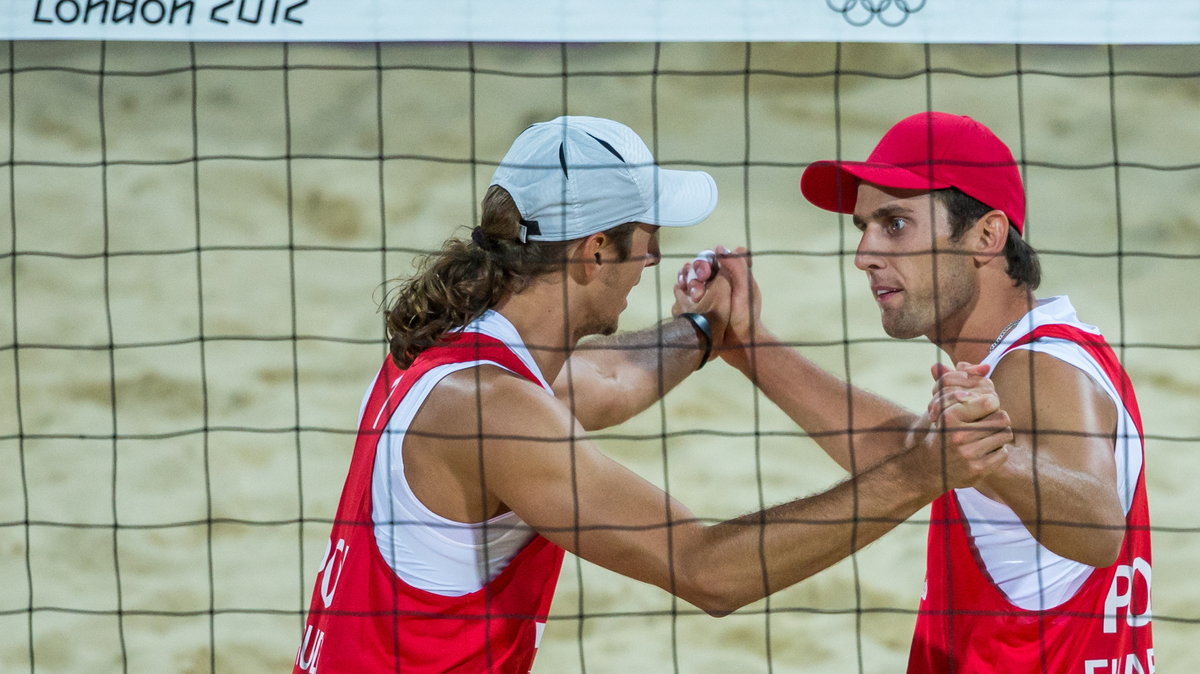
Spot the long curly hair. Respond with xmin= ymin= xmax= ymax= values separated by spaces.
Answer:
xmin=383 ymin=186 xmax=636 ymax=368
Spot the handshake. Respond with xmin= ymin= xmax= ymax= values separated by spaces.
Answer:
xmin=669 ymin=246 xmax=1012 ymax=492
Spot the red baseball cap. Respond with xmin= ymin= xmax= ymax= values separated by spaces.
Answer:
xmin=800 ymin=111 xmax=1025 ymax=234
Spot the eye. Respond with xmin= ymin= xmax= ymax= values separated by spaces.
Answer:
xmin=888 ymin=218 xmax=908 ymax=233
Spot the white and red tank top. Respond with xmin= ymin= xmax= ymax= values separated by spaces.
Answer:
xmin=295 ymin=313 xmax=565 ymax=673
xmin=909 ymin=297 xmax=1153 ymax=673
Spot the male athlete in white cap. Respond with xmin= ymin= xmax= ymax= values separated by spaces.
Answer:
xmin=295 ymin=116 xmax=1012 ymax=673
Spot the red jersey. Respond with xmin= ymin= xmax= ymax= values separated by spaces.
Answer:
xmin=295 ymin=331 xmax=565 ymax=673
xmin=909 ymin=317 xmax=1153 ymax=673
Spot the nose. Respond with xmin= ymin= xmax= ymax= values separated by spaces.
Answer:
xmin=644 ymin=248 xmax=661 ymax=268
xmin=853 ymin=231 xmax=884 ymax=272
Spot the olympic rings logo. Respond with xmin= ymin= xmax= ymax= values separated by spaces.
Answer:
xmin=826 ymin=0 xmax=928 ymax=27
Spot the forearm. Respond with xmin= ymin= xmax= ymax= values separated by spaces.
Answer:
xmin=563 ymin=315 xmax=705 ymax=430
xmin=728 ymin=328 xmax=919 ymax=472
xmin=681 ymin=450 xmax=934 ymax=614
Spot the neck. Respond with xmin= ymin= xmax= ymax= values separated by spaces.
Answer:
xmin=490 ymin=283 xmax=579 ymax=385
xmin=932 ymin=287 xmax=1037 ymax=364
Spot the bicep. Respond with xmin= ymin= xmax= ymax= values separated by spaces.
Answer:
xmin=986 ymin=351 xmax=1128 ymax=565
xmin=993 ymin=352 xmax=1119 ymax=477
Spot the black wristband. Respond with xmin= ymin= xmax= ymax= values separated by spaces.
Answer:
xmin=678 ymin=312 xmax=713 ymax=370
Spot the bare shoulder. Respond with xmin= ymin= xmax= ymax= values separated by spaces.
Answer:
xmin=420 ymin=364 xmax=577 ymax=438
xmin=403 ymin=364 xmax=587 ymax=523
xmin=991 ymin=348 xmax=1116 ymax=434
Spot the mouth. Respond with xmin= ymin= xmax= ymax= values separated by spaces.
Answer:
xmin=871 ymin=285 xmax=903 ymax=305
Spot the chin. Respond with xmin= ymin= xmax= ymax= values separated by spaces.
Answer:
xmin=881 ymin=315 xmax=927 ymax=341
xmin=575 ymin=317 xmax=619 ymax=342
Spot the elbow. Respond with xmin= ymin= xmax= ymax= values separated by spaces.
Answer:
xmin=572 ymin=384 xmax=624 ymax=432
xmin=674 ymin=562 xmax=753 ymax=618
xmin=558 ymin=390 xmax=617 ymax=431
xmin=1078 ymin=548 xmax=1121 ymax=570
xmin=680 ymin=586 xmax=743 ymax=618
xmin=1084 ymin=511 xmax=1128 ymax=568
xmin=1085 ymin=529 xmax=1125 ymax=569
xmin=1056 ymin=524 xmax=1124 ymax=569
xmin=576 ymin=407 xmax=618 ymax=432
xmin=577 ymin=416 xmax=604 ymax=433
xmin=690 ymin=589 xmax=741 ymax=618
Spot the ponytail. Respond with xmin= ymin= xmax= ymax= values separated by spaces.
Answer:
xmin=384 ymin=186 xmax=636 ymax=368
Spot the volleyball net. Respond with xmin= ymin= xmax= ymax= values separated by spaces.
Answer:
xmin=3 ymin=3 xmax=1199 ymax=672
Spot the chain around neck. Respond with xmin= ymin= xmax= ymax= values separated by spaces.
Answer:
xmin=988 ymin=318 xmax=1023 ymax=353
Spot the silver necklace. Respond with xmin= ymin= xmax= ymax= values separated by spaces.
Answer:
xmin=988 ymin=318 xmax=1022 ymax=352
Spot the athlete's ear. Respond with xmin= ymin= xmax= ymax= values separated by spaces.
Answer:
xmin=569 ymin=232 xmax=608 ymax=283
xmin=973 ymin=210 xmax=1010 ymax=263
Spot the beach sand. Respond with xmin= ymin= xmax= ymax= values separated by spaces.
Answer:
xmin=1 ymin=40 xmax=1197 ymax=671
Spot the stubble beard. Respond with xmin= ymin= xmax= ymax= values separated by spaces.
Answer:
xmin=591 ymin=316 xmax=619 ymax=338
xmin=572 ymin=311 xmax=620 ymax=343
xmin=584 ymin=269 xmax=632 ymax=338
xmin=880 ymin=255 xmax=975 ymax=341
xmin=881 ymin=305 xmax=929 ymax=340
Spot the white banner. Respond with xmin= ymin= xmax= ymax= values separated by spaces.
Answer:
xmin=3 ymin=0 xmax=1199 ymax=44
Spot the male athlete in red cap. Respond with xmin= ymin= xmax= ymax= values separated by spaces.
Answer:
xmin=685 ymin=111 xmax=1153 ymax=673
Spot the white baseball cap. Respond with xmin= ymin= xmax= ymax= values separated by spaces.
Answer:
xmin=489 ymin=116 xmax=718 ymax=242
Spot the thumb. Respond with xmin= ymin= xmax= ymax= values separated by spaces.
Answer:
xmin=957 ymin=362 xmax=992 ymax=377
xmin=930 ymin=362 xmax=952 ymax=381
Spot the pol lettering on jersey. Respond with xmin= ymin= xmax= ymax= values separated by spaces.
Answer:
xmin=1104 ymin=557 xmax=1151 ymax=634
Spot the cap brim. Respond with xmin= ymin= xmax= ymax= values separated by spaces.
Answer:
xmin=637 ymin=168 xmax=718 ymax=227
xmin=800 ymin=161 xmax=952 ymax=215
